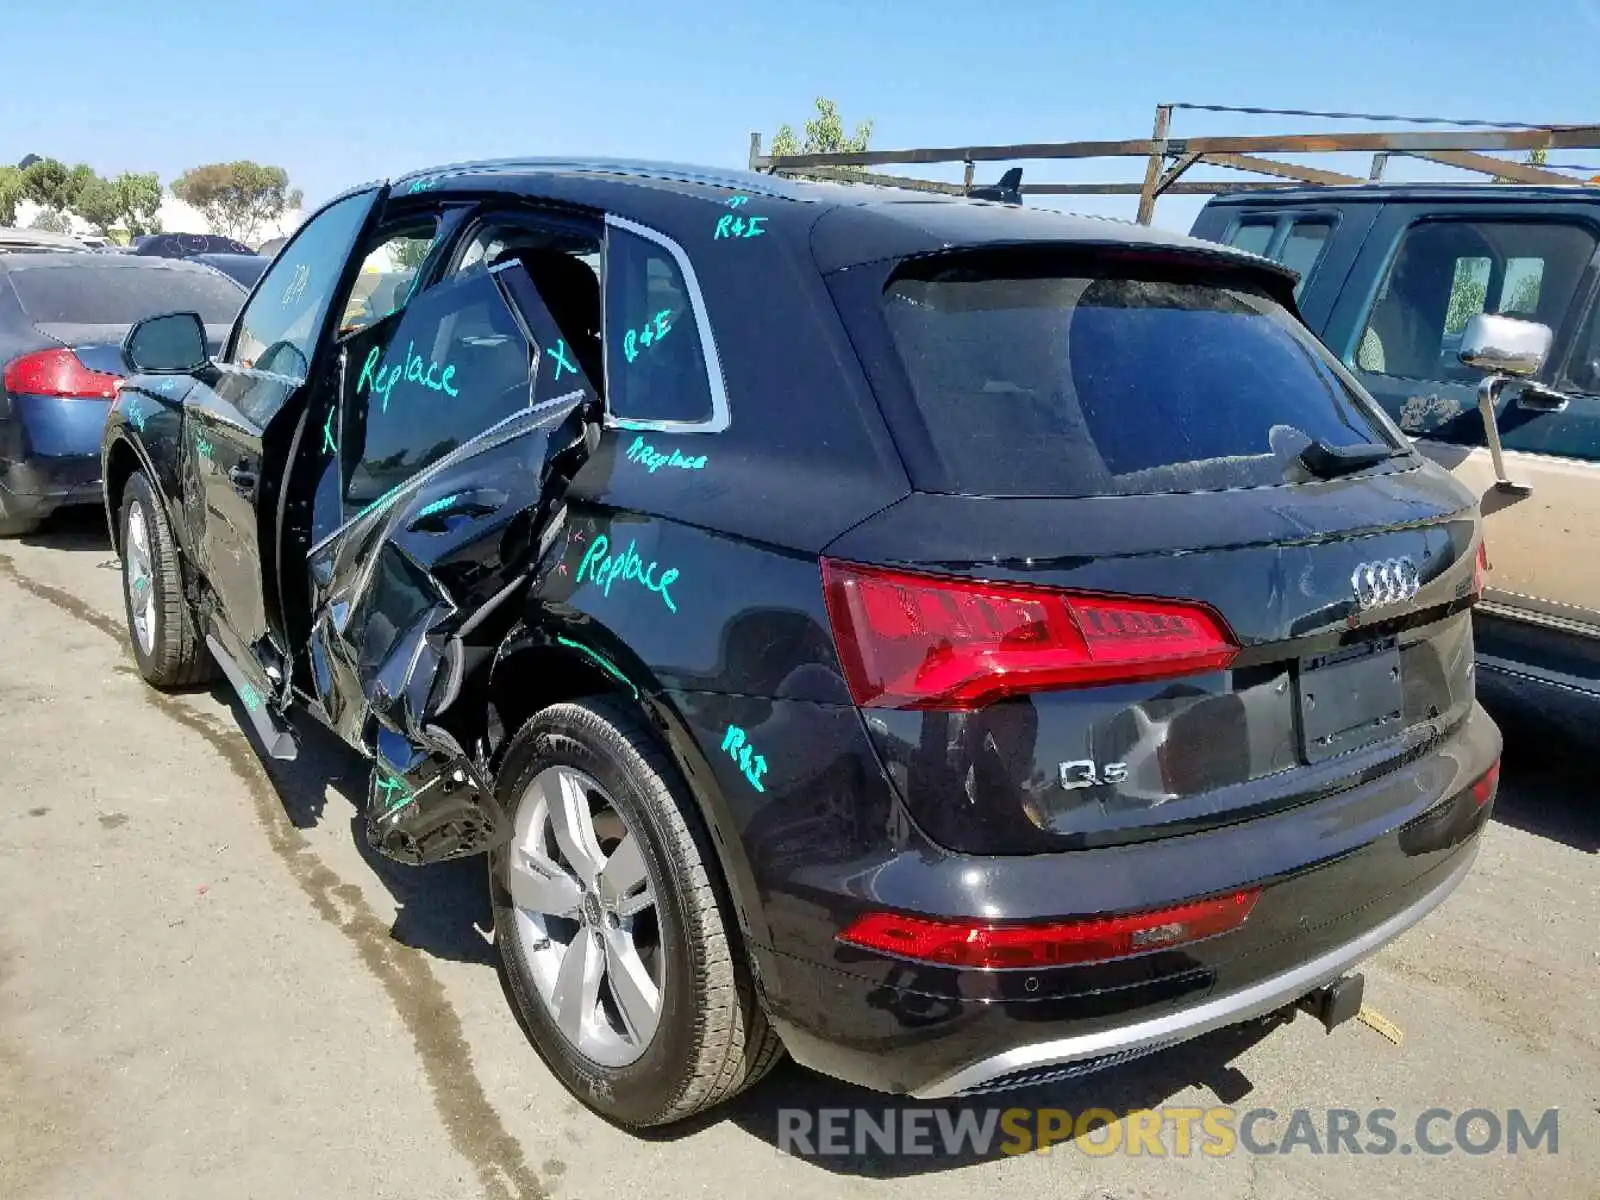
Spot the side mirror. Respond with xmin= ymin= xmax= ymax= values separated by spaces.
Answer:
xmin=124 ymin=311 xmax=209 ymax=374
xmin=1457 ymin=312 xmax=1553 ymax=377
xmin=1455 ymin=313 xmax=1555 ymax=497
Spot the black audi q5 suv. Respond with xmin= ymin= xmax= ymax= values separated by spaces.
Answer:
xmin=102 ymin=160 xmax=1499 ymax=1128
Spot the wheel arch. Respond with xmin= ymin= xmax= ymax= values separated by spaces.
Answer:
xmin=103 ymin=432 xmax=187 ymax=562
xmin=483 ymin=624 xmax=770 ymax=956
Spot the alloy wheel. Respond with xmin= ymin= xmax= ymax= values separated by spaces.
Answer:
xmin=505 ymin=765 xmax=663 ymax=1068
xmin=124 ymin=501 xmax=157 ymax=657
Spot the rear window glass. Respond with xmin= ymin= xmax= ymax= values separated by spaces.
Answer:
xmin=879 ymin=264 xmax=1400 ymax=497
xmin=7 ymin=264 xmax=245 ymax=326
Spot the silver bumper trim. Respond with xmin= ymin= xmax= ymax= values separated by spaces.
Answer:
xmin=913 ymin=848 xmax=1478 ymax=1100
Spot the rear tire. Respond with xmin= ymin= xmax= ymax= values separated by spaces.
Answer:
xmin=119 ymin=472 xmax=214 ymax=688
xmin=490 ymin=698 xmax=782 ymax=1128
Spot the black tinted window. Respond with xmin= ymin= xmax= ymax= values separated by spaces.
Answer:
xmin=604 ymin=226 xmax=713 ymax=424
xmin=338 ymin=268 xmax=534 ymax=507
xmin=7 ymin=263 xmax=244 ymax=325
xmin=1354 ymin=219 xmax=1596 ymax=382
xmin=879 ymin=265 xmax=1399 ymax=497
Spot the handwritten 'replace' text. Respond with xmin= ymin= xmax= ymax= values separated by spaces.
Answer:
xmin=626 ymin=435 xmax=706 ymax=474
xmin=357 ymin=341 xmax=458 ymax=411
xmin=575 ymin=534 xmax=681 ymax=613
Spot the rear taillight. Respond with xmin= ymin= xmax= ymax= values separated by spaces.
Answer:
xmin=820 ymin=559 xmax=1237 ymax=709
xmin=836 ymin=889 xmax=1262 ymax=969
xmin=1469 ymin=758 xmax=1501 ymax=808
xmin=1470 ymin=542 xmax=1490 ymax=598
xmin=3 ymin=348 xmax=120 ymax=399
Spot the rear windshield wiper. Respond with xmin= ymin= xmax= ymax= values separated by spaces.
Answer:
xmin=1297 ymin=439 xmax=1401 ymax=479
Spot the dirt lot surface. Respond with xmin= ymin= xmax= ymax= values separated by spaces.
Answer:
xmin=2 ymin=512 xmax=1596 ymax=1200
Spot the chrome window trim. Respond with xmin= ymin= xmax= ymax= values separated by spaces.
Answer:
xmin=601 ymin=212 xmax=730 ymax=435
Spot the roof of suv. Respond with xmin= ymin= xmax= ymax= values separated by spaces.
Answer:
xmin=381 ymin=156 xmax=1299 ymax=283
xmin=1203 ymin=181 xmax=1600 ymax=207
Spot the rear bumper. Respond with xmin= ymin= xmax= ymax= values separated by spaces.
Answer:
xmin=913 ymin=846 xmax=1474 ymax=1098
xmin=1 ymin=403 xmax=106 ymax=517
xmin=757 ymin=702 xmax=1499 ymax=1097
xmin=0 ymin=453 xmax=103 ymax=515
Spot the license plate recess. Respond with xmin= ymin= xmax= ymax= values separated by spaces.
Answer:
xmin=1296 ymin=638 xmax=1404 ymax=764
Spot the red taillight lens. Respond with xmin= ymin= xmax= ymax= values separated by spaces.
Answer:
xmin=1469 ymin=759 xmax=1500 ymax=808
xmin=820 ymin=559 xmax=1237 ymax=709
xmin=3 ymin=348 xmax=120 ymax=399
xmin=1470 ymin=542 xmax=1490 ymax=598
xmin=837 ymin=889 xmax=1262 ymax=969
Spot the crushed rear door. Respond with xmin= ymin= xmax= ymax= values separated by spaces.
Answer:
xmin=297 ymin=257 xmax=599 ymax=863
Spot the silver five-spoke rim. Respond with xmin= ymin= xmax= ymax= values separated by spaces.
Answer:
xmin=506 ymin=765 xmax=662 ymax=1068
xmin=124 ymin=502 xmax=157 ymax=656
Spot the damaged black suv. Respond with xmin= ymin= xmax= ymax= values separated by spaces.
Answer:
xmin=103 ymin=160 xmax=1501 ymax=1129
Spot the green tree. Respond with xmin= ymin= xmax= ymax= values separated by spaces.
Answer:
xmin=29 ymin=209 xmax=74 ymax=234
xmin=770 ymin=97 xmax=873 ymax=174
xmin=74 ymin=172 xmax=163 ymax=238
xmin=21 ymin=158 xmax=95 ymax=222
xmin=172 ymin=161 xmax=300 ymax=242
xmin=0 ymin=166 xmax=22 ymax=226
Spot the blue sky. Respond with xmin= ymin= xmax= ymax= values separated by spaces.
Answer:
xmin=5 ymin=0 xmax=1599 ymax=231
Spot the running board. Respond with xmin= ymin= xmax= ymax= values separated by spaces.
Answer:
xmin=1477 ymin=653 xmax=1600 ymax=699
xmin=205 ymin=633 xmax=299 ymax=761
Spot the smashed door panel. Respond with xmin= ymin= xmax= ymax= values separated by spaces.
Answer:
xmin=297 ymin=255 xmax=602 ymax=865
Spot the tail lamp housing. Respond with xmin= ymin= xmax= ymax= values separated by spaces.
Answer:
xmin=820 ymin=558 xmax=1237 ymax=709
xmin=3 ymin=348 xmax=121 ymax=400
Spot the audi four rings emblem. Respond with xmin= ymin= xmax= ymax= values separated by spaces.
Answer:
xmin=1351 ymin=557 xmax=1420 ymax=610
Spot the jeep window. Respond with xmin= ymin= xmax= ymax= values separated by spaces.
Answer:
xmin=1226 ymin=217 xmax=1332 ymax=299
xmin=338 ymin=267 xmax=535 ymax=508
xmin=877 ymin=255 xmax=1401 ymax=498
xmin=603 ymin=225 xmax=713 ymax=425
xmin=228 ymin=189 xmax=377 ymax=378
xmin=338 ymin=222 xmax=440 ymax=335
xmin=1352 ymin=219 xmax=1597 ymax=383
xmin=1277 ymin=221 xmax=1333 ymax=298
xmin=1226 ymin=221 xmax=1275 ymax=257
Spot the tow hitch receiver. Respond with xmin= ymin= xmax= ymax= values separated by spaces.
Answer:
xmin=1298 ymin=972 xmax=1365 ymax=1033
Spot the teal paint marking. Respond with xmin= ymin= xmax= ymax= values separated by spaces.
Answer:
xmin=356 ymin=342 xmax=458 ymax=412
xmin=407 ymin=176 xmax=439 ymax=194
xmin=726 ymin=195 xmax=750 ymax=208
xmin=625 ymin=434 xmax=706 ymax=474
xmin=713 ymin=214 xmax=767 ymax=240
xmin=124 ymin=397 xmax=146 ymax=432
xmin=556 ymin=635 xmax=640 ymax=700
xmin=720 ymin=725 xmax=768 ymax=793
xmin=574 ymin=534 xmax=680 ymax=614
xmin=622 ymin=309 xmax=674 ymax=364
xmin=374 ymin=771 xmax=414 ymax=818
xmin=416 ymin=493 xmax=457 ymax=519
xmin=321 ymin=407 xmax=336 ymax=454
xmin=236 ymin=681 xmax=263 ymax=713
xmin=194 ymin=435 xmax=214 ymax=460
xmin=549 ymin=339 xmax=577 ymax=380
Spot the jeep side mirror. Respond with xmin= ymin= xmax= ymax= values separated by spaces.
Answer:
xmin=1456 ymin=313 xmax=1555 ymax=496
xmin=124 ymin=311 xmax=209 ymax=374
xmin=1458 ymin=312 xmax=1552 ymax=377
